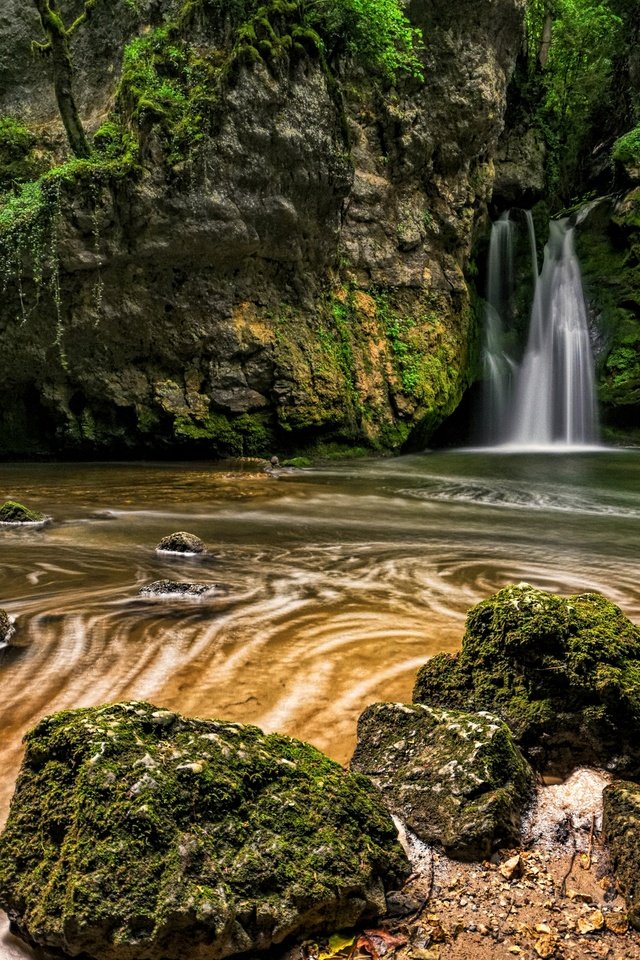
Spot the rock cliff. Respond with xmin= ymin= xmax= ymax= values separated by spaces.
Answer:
xmin=0 ymin=0 xmax=525 ymax=457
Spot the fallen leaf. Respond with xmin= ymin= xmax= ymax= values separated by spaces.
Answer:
xmin=318 ymin=933 xmax=356 ymax=960
xmin=604 ymin=913 xmax=629 ymax=935
xmin=535 ymin=923 xmax=552 ymax=934
xmin=357 ymin=930 xmax=407 ymax=959
xmin=577 ymin=909 xmax=605 ymax=935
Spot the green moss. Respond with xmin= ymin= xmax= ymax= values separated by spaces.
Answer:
xmin=0 ymin=117 xmax=48 ymax=190
xmin=0 ymin=500 xmax=45 ymax=523
xmin=173 ymin=411 xmax=273 ymax=457
xmin=352 ymin=702 xmax=534 ymax=861
xmin=576 ymin=194 xmax=640 ymax=424
xmin=613 ymin=125 xmax=640 ymax=167
xmin=413 ymin=583 xmax=640 ymax=776
xmin=0 ymin=701 xmax=409 ymax=957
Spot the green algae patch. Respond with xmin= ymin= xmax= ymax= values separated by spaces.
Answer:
xmin=0 ymin=500 xmax=45 ymax=523
xmin=413 ymin=583 xmax=640 ymax=777
xmin=352 ymin=702 xmax=534 ymax=862
xmin=0 ymin=701 xmax=410 ymax=960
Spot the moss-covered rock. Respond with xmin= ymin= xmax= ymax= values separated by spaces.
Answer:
xmin=603 ymin=780 xmax=640 ymax=930
xmin=413 ymin=583 xmax=640 ymax=776
xmin=0 ymin=701 xmax=410 ymax=960
xmin=576 ymin=192 xmax=640 ymax=435
xmin=0 ymin=608 xmax=14 ymax=646
xmin=351 ymin=702 xmax=534 ymax=861
xmin=156 ymin=531 xmax=206 ymax=555
xmin=0 ymin=500 xmax=45 ymax=523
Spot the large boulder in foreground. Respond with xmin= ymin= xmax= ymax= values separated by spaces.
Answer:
xmin=0 ymin=500 xmax=45 ymax=523
xmin=413 ymin=583 xmax=640 ymax=776
xmin=351 ymin=703 xmax=535 ymax=861
xmin=0 ymin=702 xmax=409 ymax=960
xmin=603 ymin=780 xmax=640 ymax=930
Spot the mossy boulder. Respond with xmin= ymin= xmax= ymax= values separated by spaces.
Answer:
xmin=156 ymin=531 xmax=206 ymax=555
xmin=0 ymin=608 xmax=14 ymax=645
xmin=0 ymin=701 xmax=410 ymax=960
xmin=413 ymin=583 xmax=640 ymax=776
xmin=0 ymin=500 xmax=45 ymax=523
xmin=603 ymin=780 xmax=640 ymax=930
xmin=351 ymin=703 xmax=535 ymax=861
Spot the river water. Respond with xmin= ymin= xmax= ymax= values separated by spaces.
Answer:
xmin=1 ymin=450 xmax=640 ymax=957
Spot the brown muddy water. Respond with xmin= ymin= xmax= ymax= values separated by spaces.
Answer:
xmin=1 ymin=450 xmax=640 ymax=958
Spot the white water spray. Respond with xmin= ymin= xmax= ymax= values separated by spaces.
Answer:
xmin=481 ymin=212 xmax=516 ymax=443
xmin=508 ymin=217 xmax=599 ymax=447
xmin=481 ymin=211 xmax=599 ymax=449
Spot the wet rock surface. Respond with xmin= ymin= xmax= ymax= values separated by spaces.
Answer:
xmin=603 ymin=779 xmax=640 ymax=929
xmin=0 ymin=0 xmax=525 ymax=457
xmin=413 ymin=583 xmax=640 ymax=776
xmin=138 ymin=580 xmax=216 ymax=598
xmin=156 ymin=531 xmax=207 ymax=555
xmin=0 ymin=609 xmax=14 ymax=646
xmin=0 ymin=701 xmax=410 ymax=960
xmin=351 ymin=702 xmax=535 ymax=861
xmin=0 ymin=500 xmax=45 ymax=523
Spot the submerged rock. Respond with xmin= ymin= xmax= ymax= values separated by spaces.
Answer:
xmin=0 ymin=609 xmax=14 ymax=646
xmin=603 ymin=780 xmax=640 ymax=929
xmin=138 ymin=580 xmax=216 ymax=598
xmin=413 ymin=583 xmax=640 ymax=776
xmin=0 ymin=701 xmax=409 ymax=960
xmin=0 ymin=500 xmax=45 ymax=523
xmin=156 ymin=531 xmax=206 ymax=555
xmin=351 ymin=702 xmax=534 ymax=861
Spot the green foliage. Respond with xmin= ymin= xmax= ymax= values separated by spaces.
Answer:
xmin=524 ymin=0 xmax=624 ymax=202
xmin=302 ymin=0 xmax=424 ymax=83
xmin=613 ymin=124 xmax=640 ymax=166
xmin=0 ymin=117 xmax=46 ymax=190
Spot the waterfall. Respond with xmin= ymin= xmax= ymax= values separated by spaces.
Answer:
xmin=481 ymin=213 xmax=516 ymax=443
xmin=507 ymin=217 xmax=599 ymax=448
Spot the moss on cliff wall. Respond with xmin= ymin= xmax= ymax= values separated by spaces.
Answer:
xmin=576 ymin=190 xmax=640 ymax=435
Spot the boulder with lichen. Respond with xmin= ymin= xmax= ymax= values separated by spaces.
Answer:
xmin=351 ymin=702 xmax=535 ymax=861
xmin=0 ymin=701 xmax=410 ymax=960
xmin=413 ymin=583 xmax=640 ymax=775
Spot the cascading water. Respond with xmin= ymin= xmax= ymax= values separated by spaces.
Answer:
xmin=480 ymin=211 xmax=599 ymax=449
xmin=508 ymin=217 xmax=599 ymax=447
xmin=481 ymin=212 xmax=516 ymax=443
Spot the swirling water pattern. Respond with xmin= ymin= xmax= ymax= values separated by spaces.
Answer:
xmin=1 ymin=451 xmax=640 ymax=959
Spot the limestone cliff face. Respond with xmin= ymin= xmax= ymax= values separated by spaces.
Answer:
xmin=0 ymin=0 xmax=525 ymax=457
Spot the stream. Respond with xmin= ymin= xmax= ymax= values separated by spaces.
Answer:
xmin=1 ymin=449 xmax=640 ymax=957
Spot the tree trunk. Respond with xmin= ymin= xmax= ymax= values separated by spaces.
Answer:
xmin=33 ymin=0 xmax=92 ymax=159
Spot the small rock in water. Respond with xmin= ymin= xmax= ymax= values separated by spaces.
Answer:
xmin=156 ymin=531 xmax=206 ymax=555
xmin=0 ymin=500 xmax=45 ymax=524
xmin=138 ymin=580 xmax=215 ymax=599
xmin=0 ymin=609 xmax=15 ymax=646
